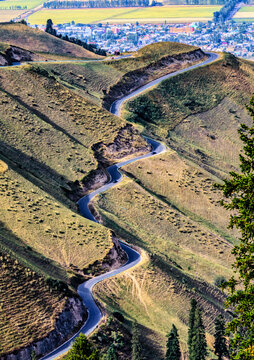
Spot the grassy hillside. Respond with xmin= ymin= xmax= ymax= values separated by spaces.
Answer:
xmin=39 ymin=61 xmax=124 ymax=106
xmin=0 ymin=250 xmax=67 ymax=356
xmin=0 ymin=42 xmax=10 ymax=54
xmin=1 ymin=41 xmax=245 ymax=359
xmin=92 ymin=177 xmax=232 ymax=358
xmin=87 ymin=54 xmax=254 ymax=358
xmin=0 ymin=41 xmax=151 ymax=356
xmin=0 ymin=65 xmax=149 ymax=199
xmin=107 ymin=42 xmax=199 ymax=72
xmin=41 ymin=41 xmax=202 ymax=108
xmin=125 ymin=53 xmax=254 ymax=174
xmin=0 ymin=23 xmax=100 ymax=59
xmin=0 ymin=161 xmax=113 ymax=273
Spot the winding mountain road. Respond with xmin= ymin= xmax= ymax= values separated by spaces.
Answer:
xmin=40 ymin=50 xmax=219 ymax=360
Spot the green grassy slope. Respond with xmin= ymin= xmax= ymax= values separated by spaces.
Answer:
xmin=89 ymin=54 xmax=254 ymax=358
xmin=107 ymin=42 xmax=199 ymax=72
xmin=0 ymin=23 xmax=101 ymax=59
xmin=39 ymin=61 xmax=124 ymax=106
xmin=125 ymin=53 xmax=254 ymax=174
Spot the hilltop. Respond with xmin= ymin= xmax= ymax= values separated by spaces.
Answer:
xmin=39 ymin=41 xmax=204 ymax=107
xmin=0 ymin=23 xmax=101 ymax=60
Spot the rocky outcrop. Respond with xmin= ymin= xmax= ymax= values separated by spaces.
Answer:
xmin=68 ymin=124 xmax=151 ymax=201
xmin=92 ymin=124 xmax=151 ymax=165
xmin=103 ymin=49 xmax=206 ymax=110
xmin=1 ymin=297 xmax=86 ymax=360
xmin=83 ymin=234 xmax=128 ymax=277
xmin=0 ymin=45 xmax=40 ymax=66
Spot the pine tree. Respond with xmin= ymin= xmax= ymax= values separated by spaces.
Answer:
xmin=188 ymin=298 xmax=197 ymax=357
xmin=106 ymin=344 xmax=117 ymax=360
xmin=214 ymin=315 xmax=228 ymax=360
xmin=190 ymin=308 xmax=208 ymax=360
xmin=216 ymin=96 xmax=254 ymax=359
xmin=45 ymin=19 xmax=53 ymax=33
xmin=132 ymin=320 xmax=142 ymax=360
xmin=166 ymin=324 xmax=181 ymax=360
xmin=66 ymin=333 xmax=100 ymax=360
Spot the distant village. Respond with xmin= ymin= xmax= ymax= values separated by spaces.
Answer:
xmin=31 ymin=20 xmax=254 ymax=59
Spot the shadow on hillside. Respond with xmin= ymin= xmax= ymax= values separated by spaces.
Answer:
xmin=0 ymin=140 xmax=75 ymax=208
xmin=0 ymin=220 xmax=67 ymax=281
xmin=0 ymin=86 xmax=84 ymax=147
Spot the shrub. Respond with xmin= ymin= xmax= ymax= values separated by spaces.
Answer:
xmin=214 ymin=276 xmax=226 ymax=287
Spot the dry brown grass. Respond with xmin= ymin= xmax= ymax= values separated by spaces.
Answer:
xmin=125 ymin=55 xmax=254 ymax=132
xmin=40 ymin=61 xmax=124 ymax=106
xmin=123 ymin=150 xmax=238 ymax=242
xmin=94 ymin=259 xmax=226 ymax=359
xmin=0 ymin=164 xmax=113 ymax=271
xmin=0 ymin=251 xmax=66 ymax=356
xmin=0 ymin=65 xmax=147 ymax=204
xmin=107 ymin=41 xmax=198 ymax=73
xmin=95 ymin=177 xmax=233 ymax=283
xmin=0 ymin=23 xmax=100 ymax=59
xmin=0 ymin=160 xmax=8 ymax=174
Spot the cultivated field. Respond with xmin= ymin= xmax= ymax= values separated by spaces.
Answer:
xmin=27 ymin=5 xmax=221 ymax=24
xmin=0 ymin=10 xmax=24 ymax=22
xmin=0 ymin=0 xmax=43 ymax=10
xmin=234 ymin=5 xmax=254 ymax=19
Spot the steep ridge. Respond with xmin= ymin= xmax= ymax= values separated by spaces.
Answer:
xmin=91 ymin=52 xmax=240 ymax=358
xmin=0 ymin=58 xmax=149 ymax=358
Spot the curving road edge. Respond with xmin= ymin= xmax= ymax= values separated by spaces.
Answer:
xmin=40 ymin=51 xmax=219 ymax=360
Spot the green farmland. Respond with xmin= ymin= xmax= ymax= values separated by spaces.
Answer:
xmin=233 ymin=5 xmax=254 ymax=20
xmin=27 ymin=5 xmax=221 ymax=24
xmin=0 ymin=0 xmax=43 ymax=10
